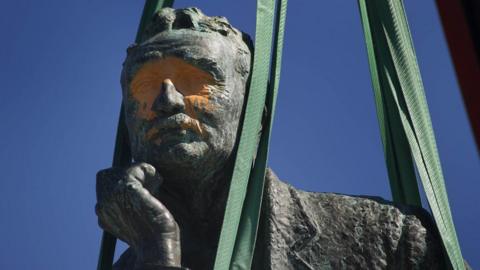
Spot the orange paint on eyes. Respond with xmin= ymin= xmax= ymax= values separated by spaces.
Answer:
xmin=130 ymin=56 xmax=216 ymax=137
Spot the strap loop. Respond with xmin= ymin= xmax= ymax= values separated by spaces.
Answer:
xmin=358 ymin=1 xmax=464 ymax=268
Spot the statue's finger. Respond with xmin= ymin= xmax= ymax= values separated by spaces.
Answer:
xmin=96 ymin=168 xmax=123 ymax=203
xmin=96 ymin=202 xmax=122 ymax=237
xmin=141 ymin=164 xmax=163 ymax=194
xmin=124 ymin=181 xmax=177 ymax=232
xmin=126 ymin=162 xmax=163 ymax=194
xmin=97 ymin=199 xmax=138 ymax=247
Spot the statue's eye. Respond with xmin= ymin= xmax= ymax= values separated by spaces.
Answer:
xmin=128 ymin=56 xmax=220 ymax=121
xmin=131 ymin=56 xmax=220 ymax=95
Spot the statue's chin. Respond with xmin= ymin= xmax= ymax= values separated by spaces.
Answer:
xmin=167 ymin=141 xmax=209 ymax=163
xmin=144 ymin=140 xmax=213 ymax=179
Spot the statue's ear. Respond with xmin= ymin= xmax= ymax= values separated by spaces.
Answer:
xmin=241 ymin=31 xmax=254 ymax=52
xmin=241 ymin=31 xmax=254 ymax=74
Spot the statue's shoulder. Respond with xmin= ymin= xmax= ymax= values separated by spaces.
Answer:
xmin=254 ymin=169 xmax=446 ymax=270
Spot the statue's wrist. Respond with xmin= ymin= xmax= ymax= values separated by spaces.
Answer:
xmin=135 ymin=233 xmax=181 ymax=268
xmin=134 ymin=263 xmax=189 ymax=270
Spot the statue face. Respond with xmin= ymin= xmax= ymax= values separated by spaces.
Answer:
xmin=122 ymin=34 xmax=249 ymax=182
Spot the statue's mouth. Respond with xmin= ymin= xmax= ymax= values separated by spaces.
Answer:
xmin=145 ymin=113 xmax=204 ymax=144
xmin=156 ymin=113 xmax=202 ymax=133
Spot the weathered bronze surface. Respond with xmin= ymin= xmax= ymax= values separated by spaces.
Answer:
xmin=96 ymin=7 xmax=446 ymax=270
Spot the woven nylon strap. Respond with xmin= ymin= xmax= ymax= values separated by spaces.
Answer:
xmin=360 ymin=2 xmax=421 ymax=207
xmin=228 ymin=0 xmax=287 ymax=269
xmin=96 ymin=1 xmax=174 ymax=270
xmin=358 ymin=1 xmax=464 ymax=269
xmin=212 ymin=0 xmax=287 ymax=268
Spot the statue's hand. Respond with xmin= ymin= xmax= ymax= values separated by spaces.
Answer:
xmin=96 ymin=163 xmax=181 ymax=269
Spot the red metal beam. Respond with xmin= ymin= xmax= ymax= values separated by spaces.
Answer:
xmin=436 ymin=0 xmax=480 ymax=153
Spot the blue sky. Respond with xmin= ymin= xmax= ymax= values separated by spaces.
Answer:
xmin=0 ymin=1 xmax=478 ymax=269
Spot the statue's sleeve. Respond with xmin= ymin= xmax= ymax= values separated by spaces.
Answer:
xmin=136 ymin=266 xmax=190 ymax=270
xmin=394 ymin=205 xmax=448 ymax=269
xmin=113 ymin=248 xmax=190 ymax=270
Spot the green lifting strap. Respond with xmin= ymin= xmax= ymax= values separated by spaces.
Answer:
xmin=96 ymin=1 xmax=174 ymax=270
xmin=213 ymin=0 xmax=288 ymax=269
xmin=358 ymin=0 xmax=464 ymax=269
xmin=229 ymin=0 xmax=287 ymax=269
xmin=360 ymin=2 xmax=421 ymax=208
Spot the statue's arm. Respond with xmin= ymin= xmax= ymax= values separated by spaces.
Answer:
xmin=395 ymin=205 xmax=448 ymax=269
xmin=96 ymin=163 xmax=185 ymax=270
xmin=113 ymin=248 xmax=190 ymax=270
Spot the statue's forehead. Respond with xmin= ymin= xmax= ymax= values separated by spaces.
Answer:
xmin=125 ymin=32 xmax=236 ymax=81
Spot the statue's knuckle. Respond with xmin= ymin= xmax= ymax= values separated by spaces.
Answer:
xmin=97 ymin=219 xmax=105 ymax=230
xmin=96 ymin=167 xmax=121 ymax=182
xmin=94 ymin=203 xmax=103 ymax=216
xmin=134 ymin=162 xmax=149 ymax=168
xmin=162 ymin=216 xmax=179 ymax=232
xmin=125 ymin=182 xmax=141 ymax=193
xmin=96 ymin=169 xmax=109 ymax=180
xmin=126 ymin=166 xmax=145 ymax=182
xmin=138 ymin=162 xmax=156 ymax=176
xmin=95 ymin=206 xmax=112 ymax=227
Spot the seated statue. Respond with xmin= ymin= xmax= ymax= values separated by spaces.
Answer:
xmin=95 ymin=7 xmax=447 ymax=270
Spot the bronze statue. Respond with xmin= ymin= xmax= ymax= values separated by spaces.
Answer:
xmin=96 ymin=7 xmax=446 ymax=270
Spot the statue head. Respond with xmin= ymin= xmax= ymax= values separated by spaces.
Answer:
xmin=121 ymin=8 xmax=252 ymax=183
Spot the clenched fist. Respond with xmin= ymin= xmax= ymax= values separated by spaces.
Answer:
xmin=96 ymin=163 xmax=181 ymax=269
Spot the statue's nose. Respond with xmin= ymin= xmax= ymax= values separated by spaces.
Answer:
xmin=152 ymin=79 xmax=185 ymax=115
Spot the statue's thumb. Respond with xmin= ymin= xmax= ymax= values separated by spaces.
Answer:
xmin=128 ymin=162 xmax=164 ymax=194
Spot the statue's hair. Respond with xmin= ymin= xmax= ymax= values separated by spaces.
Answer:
xmin=130 ymin=7 xmax=253 ymax=83
xmin=143 ymin=8 xmax=249 ymax=44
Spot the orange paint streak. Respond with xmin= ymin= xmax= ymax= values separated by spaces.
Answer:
xmin=130 ymin=57 xmax=215 ymax=138
xmin=145 ymin=127 xmax=159 ymax=140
